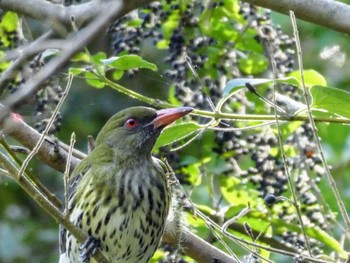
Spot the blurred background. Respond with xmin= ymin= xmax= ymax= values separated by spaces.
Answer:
xmin=1 ymin=0 xmax=350 ymax=262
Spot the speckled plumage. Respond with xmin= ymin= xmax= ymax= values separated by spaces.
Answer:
xmin=59 ymin=107 xmax=192 ymax=263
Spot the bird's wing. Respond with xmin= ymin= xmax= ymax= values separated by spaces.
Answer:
xmin=59 ymin=224 xmax=67 ymax=255
xmin=67 ymin=171 xmax=84 ymax=202
xmin=66 ymin=158 xmax=91 ymax=204
xmin=59 ymin=160 xmax=90 ymax=259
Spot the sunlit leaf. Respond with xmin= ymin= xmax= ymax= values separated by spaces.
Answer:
xmin=155 ymin=122 xmax=200 ymax=148
xmin=156 ymin=39 xmax=169 ymax=49
xmin=206 ymin=155 xmax=231 ymax=175
xmin=162 ymin=11 xmax=179 ymax=40
xmin=310 ymin=85 xmax=350 ymax=119
xmin=223 ymin=77 xmax=300 ymax=96
xmin=1 ymin=12 xmax=18 ymax=32
xmin=71 ymin=52 xmax=91 ymax=62
xmin=92 ymin=52 xmax=107 ymax=64
xmin=223 ymin=78 xmax=270 ymax=95
xmin=238 ymin=52 xmax=269 ymax=74
xmin=101 ymin=55 xmax=157 ymax=71
xmin=69 ymin=67 xmax=85 ymax=76
xmin=112 ymin=70 xmax=124 ymax=80
xmin=288 ymin=70 xmax=327 ymax=87
xmin=84 ymin=71 xmax=105 ymax=89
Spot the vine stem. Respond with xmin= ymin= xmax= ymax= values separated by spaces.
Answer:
xmin=290 ymin=11 xmax=350 ymax=235
xmin=100 ymin=75 xmax=350 ymax=124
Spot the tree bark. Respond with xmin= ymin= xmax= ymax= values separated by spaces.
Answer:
xmin=244 ymin=0 xmax=350 ymax=35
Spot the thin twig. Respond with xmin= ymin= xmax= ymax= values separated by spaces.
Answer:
xmin=209 ymin=120 xmax=276 ymax=132
xmin=0 ymin=167 xmax=11 ymax=177
xmin=101 ymin=74 xmax=350 ymax=124
xmin=0 ymin=30 xmax=55 ymax=89
xmin=64 ymin=132 xmax=76 ymax=216
xmin=17 ymin=74 xmax=73 ymax=179
xmin=290 ymin=11 xmax=350 ymax=236
xmin=0 ymin=136 xmax=62 ymax=209
xmin=245 ymin=82 xmax=289 ymax=116
xmin=222 ymin=206 xmax=251 ymax=232
xmin=268 ymin=21 xmax=312 ymax=256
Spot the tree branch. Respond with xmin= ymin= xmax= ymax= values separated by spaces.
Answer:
xmin=163 ymin=227 xmax=238 ymax=263
xmin=0 ymin=0 xmax=154 ymax=32
xmin=1 ymin=109 xmax=81 ymax=173
xmin=0 ymin=30 xmax=55 ymax=88
xmin=243 ymin=0 xmax=350 ymax=35
xmin=0 ymin=0 xmax=153 ymax=119
xmin=0 ymin=0 xmax=148 ymax=31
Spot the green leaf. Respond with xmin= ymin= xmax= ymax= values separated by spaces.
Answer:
xmin=200 ymin=11 xmax=239 ymax=42
xmin=1 ymin=12 xmax=18 ymax=32
xmin=223 ymin=78 xmax=271 ymax=95
xmin=310 ymin=85 xmax=350 ymax=119
xmin=182 ymin=163 xmax=202 ymax=186
xmin=101 ymin=55 xmax=157 ymax=71
xmin=155 ymin=122 xmax=200 ymax=148
xmin=92 ymin=52 xmax=107 ymax=64
xmin=220 ymin=176 xmax=259 ymax=206
xmin=206 ymin=155 xmax=232 ymax=175
xmin=161 ymin=11 xmax=179 ymax=40
xmin=71 ymin=52 xmax=91 ymax=62
xmin=84 ymin=71 xmax=105 ymax=89
xmin=288 ymin=70 xmax=327 ymax=87
xmin=236 ymin=28 xmax=263 ymax=53
xmin=0 ymin=12 xmax=18 ymax=47
xmin=168 ymin=85 xmax=181 ymax=106
xmin=223 ymin=77 xmax=301 ymax=96
xmin=126 ymin=18 xmax=143 ymax=27
xmin=156 ymin=39 xmax=169 ymax=49
xmin=238 ymin=52 xmax=269 ymax=74
xmin=112 ymin=70 xmax=124 ymax=80
xmin=69 ymin=67 xmax=85 ymax=76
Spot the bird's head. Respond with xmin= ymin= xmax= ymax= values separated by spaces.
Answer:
xmin=95 ymin=106 xmax=193 ymax=158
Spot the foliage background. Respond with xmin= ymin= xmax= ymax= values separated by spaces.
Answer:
xmin=0 ymin=0 xmax=350 ymax=263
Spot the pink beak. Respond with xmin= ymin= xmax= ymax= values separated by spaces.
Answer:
xmin=151 ymin=107 xmax=193 ymax=128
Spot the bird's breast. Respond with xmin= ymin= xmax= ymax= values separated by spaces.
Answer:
xmin=67 ymin=160 xmax=170 ymax=262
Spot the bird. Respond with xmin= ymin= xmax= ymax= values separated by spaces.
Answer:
xmin=59 ymin=106 xmax=193 ymax=263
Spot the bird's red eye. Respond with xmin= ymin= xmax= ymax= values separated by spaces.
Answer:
xmin=125 ymin=118 xmax=138 ymax=128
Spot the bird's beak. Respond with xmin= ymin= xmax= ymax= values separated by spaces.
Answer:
xmin=150 ymin=107 xmax=193 ymax=129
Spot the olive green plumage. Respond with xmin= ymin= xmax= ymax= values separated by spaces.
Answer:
xmin=59 ymin=106 xmax=192 ymax=263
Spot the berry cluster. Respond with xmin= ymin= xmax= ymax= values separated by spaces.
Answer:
xmin=0 ymin=12 xmax=63 ymax=134
xmin=29 ymin=56 xmax=63 ymax=134
xmin=108 ymin=0 xmax=331 ymax=257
